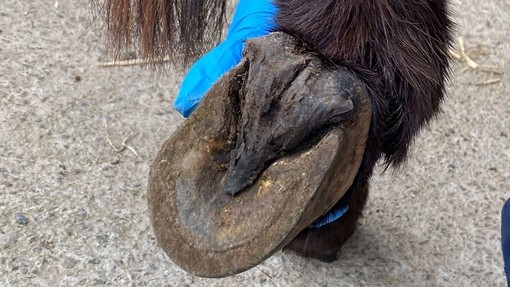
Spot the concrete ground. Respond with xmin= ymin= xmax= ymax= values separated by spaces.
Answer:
xmin=0 ymin=0 xmax=508 ymax=286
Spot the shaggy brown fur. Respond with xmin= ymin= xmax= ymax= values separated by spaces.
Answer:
xmin=98 ymin=0 xmax=454 ymax=262
xmin=98 ymin=0 xmax=227 ymax=66
xmin=275 ymin=0 xmax=454 ymax=260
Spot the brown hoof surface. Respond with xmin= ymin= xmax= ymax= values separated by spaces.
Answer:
xmin=147 ymin=33 xmax=371 ymax=277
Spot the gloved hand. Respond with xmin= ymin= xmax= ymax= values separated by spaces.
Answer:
xmin=174 ymin=0 xmax=277 ymax=117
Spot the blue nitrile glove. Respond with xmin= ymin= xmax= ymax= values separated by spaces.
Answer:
xmin=174 ymin=0 xmax=278 ymax=117
xmin=502 ymin=198 xmax=510 ymax=285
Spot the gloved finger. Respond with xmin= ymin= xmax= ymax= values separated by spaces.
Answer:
xmin=174 ymin=38 xmax=243 ymax=117
xmin=174 ymin=0 xmax=277 ymax=117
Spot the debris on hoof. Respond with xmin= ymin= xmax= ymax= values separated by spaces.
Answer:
xmin=147 ymin=33 xmax=371 ymax=277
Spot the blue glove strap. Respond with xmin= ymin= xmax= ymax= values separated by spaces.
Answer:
xmin=309 ymin=189 xmax=353 ymax=229
xmin=309 ymin=205 xmax=349 ymax=229
xmin=174 ymin=0 xmax=277 ymax=117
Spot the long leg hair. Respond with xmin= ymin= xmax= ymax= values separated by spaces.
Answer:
xmin=96 ymin=0 xmax=228 ymax=67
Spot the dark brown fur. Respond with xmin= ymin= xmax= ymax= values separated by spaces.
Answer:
xmin=98 ymin=0 xmax=454 ymax=261
xmin=275 ymin=0 xmax=454 ymax=261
